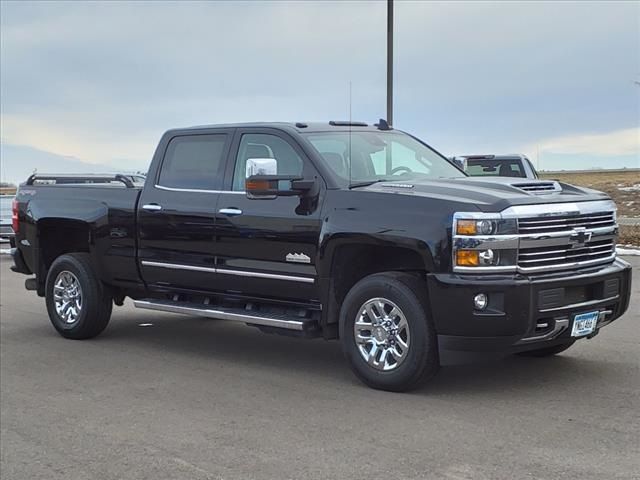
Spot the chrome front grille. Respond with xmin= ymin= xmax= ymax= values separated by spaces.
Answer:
xmin=515 ymin=206 xmax=617 ymax=272
xmin=452 ymin=200 xmax=618 ymax=275
xmin=518 ymin=211 xmax=616 ymax=234
xmin=518 ymin=238 xmax=615 ymax=271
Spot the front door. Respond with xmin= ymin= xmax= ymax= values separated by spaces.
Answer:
xmin=138 ymin=131 xmax=232 ymax=292
xmin=213 ymin=129 xmax=324 ymax=302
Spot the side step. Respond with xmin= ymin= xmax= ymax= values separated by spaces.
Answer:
xmin=133 ymin=299 xmax=315 ymax=332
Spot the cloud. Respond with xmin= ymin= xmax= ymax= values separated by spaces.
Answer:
xmin=526 ymin=128 xmax=640 ymax=158
xmin=1 ymin=1 xmax=639 ymax=169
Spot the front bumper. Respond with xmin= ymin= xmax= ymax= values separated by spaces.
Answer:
xmin=427 ymin=258 xmax=632 ymax=363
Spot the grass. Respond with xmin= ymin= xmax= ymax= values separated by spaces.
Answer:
xmin=541 ymin=170 xmax=639 ymax=245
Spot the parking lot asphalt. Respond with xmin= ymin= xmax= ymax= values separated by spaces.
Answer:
xmin=1 ymin=256 xmax=638 ymax=480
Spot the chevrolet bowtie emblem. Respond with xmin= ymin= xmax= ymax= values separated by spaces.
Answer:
xmin=569 ymin=227 xmax=592 ymax=248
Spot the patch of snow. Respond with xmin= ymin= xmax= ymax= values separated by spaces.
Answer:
xmin=0 ymin=248 xmax=11 ymax=255
xmin=617 ymin=184 xmax=640 ymax=192
xmin=616 ymin=245 xmax=640 ymax=256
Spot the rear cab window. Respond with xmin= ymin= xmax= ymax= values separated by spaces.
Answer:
xmin=158 ymin=134 xmax=230 ymax=190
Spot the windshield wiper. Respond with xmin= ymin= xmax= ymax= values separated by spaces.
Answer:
xmin=348 ymin=179 xmax=388 ymax=189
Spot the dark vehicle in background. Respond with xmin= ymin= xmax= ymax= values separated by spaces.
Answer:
xmin=0 ymin=195 xmax=15 ymax=241
xmin=10 ymin=121 xmax=632 ymax=391
xmin=451 ymin=154 xmax=539 ymax=179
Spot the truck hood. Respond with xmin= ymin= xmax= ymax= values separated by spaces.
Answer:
xmin=360 ymin=176 xmax=611 ymax=212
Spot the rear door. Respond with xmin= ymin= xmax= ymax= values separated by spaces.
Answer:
xmin=212 ymin=128 xmax=324 ymax=302
xmin=138 ymin=130 xmax=232 ymax=292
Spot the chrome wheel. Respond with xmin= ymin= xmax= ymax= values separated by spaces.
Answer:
xmin=53 ymin=271 xmax=83 ymax=324
xmin=354 ymin=297 xmax=410 ymax=371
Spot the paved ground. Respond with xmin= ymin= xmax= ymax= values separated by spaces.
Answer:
xmin=1 ymin=256 xmax=638 ymax=480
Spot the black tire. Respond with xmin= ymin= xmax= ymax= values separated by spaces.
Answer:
xmin=339 ymin=272 xmax=439 ymax=392
xmin=516 ymin=340 xmax=576 ymax=358
xmin=45 ymin=253 xmax=113 ymax=339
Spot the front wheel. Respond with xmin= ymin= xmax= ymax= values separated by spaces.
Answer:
xmin=45 ymin=253 xmax=113 ymax=339
xmin=339 ymin=272 xmax=439 ymax=392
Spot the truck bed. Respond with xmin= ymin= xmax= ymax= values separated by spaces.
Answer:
xmin=15 ymin=175 xmax=143 ymax=289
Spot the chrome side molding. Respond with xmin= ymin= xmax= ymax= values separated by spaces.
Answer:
xmin=140 ymin=260 xmax=314 ymax=283
xmin=133 ymin=299 xmax=306 ymax=331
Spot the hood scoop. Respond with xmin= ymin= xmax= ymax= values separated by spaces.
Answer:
xmin=512 ymin=181 xmax=562 ymax=195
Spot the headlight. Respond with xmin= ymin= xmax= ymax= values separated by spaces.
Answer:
xmin=455 ymin=218 xmax=516 ymax=236
xmin=456 ymin=219 xmax=496 ymax=235
xmin=452 ymin=212 xmax=518 ymax=272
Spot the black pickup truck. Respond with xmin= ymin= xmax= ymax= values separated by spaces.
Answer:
xmin=10 ymin=121 xmax=632 ymax=391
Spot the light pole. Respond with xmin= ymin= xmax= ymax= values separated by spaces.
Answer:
xmin=387 ymin=0 xmax=394 ymax=126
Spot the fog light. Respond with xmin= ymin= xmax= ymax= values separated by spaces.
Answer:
xmin=474 ymin=293 xmax=488 ymax=310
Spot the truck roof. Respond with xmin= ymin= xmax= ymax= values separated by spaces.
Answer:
xmin=175 ymin=121 xmax=392 ymax=134
xmin=453 ymin=154 xmax=529 ymax=161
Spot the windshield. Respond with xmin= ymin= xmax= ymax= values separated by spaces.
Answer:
xmin=303 ymin=131 xmax=464 ymax=185
xmin=465 ymin=159 xmax=526 ymax=178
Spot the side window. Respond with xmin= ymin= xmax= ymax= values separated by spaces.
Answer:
xmin=158 ymin=134 xmax=227 ymax=190
xmin=232 ymin=133 xmax=304 ymax=191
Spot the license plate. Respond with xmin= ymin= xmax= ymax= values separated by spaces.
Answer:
xmin=571 ymin=311 xmax=599 ymax=337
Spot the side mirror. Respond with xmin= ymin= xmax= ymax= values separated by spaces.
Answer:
xmin=245 ymin=158 xmax=315 ymax=199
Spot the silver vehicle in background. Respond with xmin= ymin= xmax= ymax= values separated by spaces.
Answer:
xmin=450 ymin=154 xmax=539 ymax=179
xmin=0 ymin=195 xmax=15 ymax=241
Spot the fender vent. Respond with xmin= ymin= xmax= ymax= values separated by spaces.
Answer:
xmin=513 ymin=181 xmax=562 ymax=194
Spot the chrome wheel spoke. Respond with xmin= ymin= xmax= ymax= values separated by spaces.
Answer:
xmin=390 ymin=346 xmax=403 ymax=360
xmin=367 ymin=344 xmax=380 ymax=367
xmin=388 ymin=307 xmax=401 ymax=321
xmin=355 ymin=320 xmax=373 ymax=329
xmin=379 ymin=348 xmax=389 ymax=365
xmin=364 ymin=304 xmax=381 ymax=323
xmin=395 ymin=335 xmax=409 ymax=350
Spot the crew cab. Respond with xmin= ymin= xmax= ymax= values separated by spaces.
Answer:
xmin=10 ymin=121 xmax=632 ymax=391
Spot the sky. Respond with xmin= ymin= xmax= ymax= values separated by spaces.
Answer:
xmin=1 ymin=0 xmax=639 ymax=183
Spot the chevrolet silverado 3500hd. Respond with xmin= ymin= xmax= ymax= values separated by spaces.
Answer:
xmin=10 ymin=121 xmax=632 ymax=391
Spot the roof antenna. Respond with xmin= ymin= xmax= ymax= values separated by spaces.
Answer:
xmin=348 ymin=81 xmax=353 ymax=188
xmin=376 ymin=118 xmax=392 ymax=131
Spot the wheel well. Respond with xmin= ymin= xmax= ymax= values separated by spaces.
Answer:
xmin=38 ymin=219 xmax=91 ymax=277
xmin=329 ymin=244 xmax=427 ymax=324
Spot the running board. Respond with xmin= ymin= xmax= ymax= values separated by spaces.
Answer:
xmin=133 ymin=299 xmax=312 ymax=331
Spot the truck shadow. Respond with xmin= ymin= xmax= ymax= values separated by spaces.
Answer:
xmin=104 ymin=310 xmax=621 ymax=397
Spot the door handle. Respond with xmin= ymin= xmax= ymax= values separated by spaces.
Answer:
xmin=218 ymin=208 xmax=243 ymax=216
xmin=142 ymin=203 xmax=163 ymax=211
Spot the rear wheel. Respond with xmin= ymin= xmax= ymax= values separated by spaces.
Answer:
xmin=45 ymin=253 xmax=112 ymax=339
xmin=517 ymin=340 xmax=576 ymax=357
xmin=339 ymin=272 xmax=439 ymax=392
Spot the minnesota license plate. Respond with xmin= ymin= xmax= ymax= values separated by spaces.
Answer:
xmin=571 ymin=311 xmax=599 ymax=337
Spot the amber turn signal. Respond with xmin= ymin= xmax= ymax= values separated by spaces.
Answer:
xmin=456 ymin=250 xmax=479 ymax=266
xmin=456 ymin=219 xmax=477 ymax=235
xmin=245 ymin=179 xmax=271 ymax=191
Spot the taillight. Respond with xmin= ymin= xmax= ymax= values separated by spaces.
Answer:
xmin=11 ymin=198 xmax=19 ymax=233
